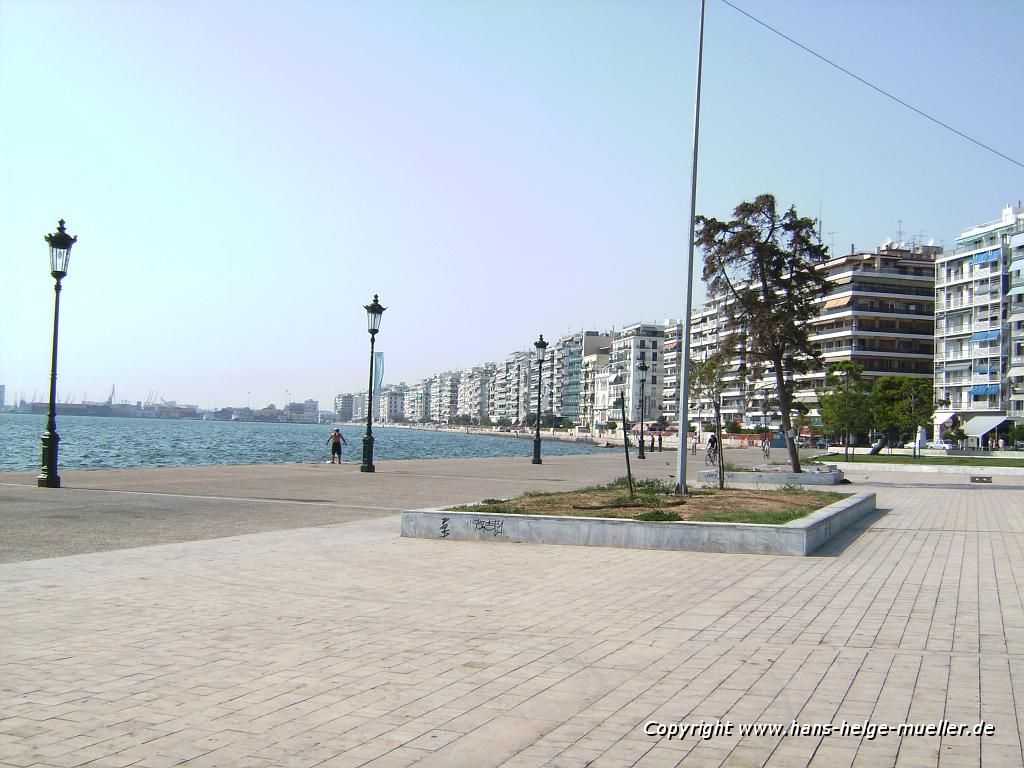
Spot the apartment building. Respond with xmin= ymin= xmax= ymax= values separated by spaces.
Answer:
xmin=457 ymin=365 xmax=495 ymax=422
xmin=403 ymin=380 xmax=431 ymax=423
xmin=376 ymin=383 xmax=407 ymax=423
xmin=491 ymin=350 xmax=533 ymax=424
xmin=550 ymin=331 xmax=614 ymax=423
xmin=934 ymin=204 xmax=1024 ymax=443
xmin=606 ymin=322 xmax=664 ymax=424
xmin=334 ymin=393 xmax=354 ymax=422
xmin=349 ymin=393 xmax=367 ymax=421
xmin=580 ymin=343 xmax=612 ymax=429
xmin=429 ymin=372 xmax=461 ymax=424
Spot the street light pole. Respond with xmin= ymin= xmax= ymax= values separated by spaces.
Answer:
xmin=361 ymin=294 xmax=386 ymax=473
xmin=38 ymin=219 xmax=77 ymax=489
xmin=532 ymin=335 xmax=547 ymax=464
xmin=637 ymin=360 xmax=648 ymax=459
xmin=675 ymin=0 xmax=707 ymax=495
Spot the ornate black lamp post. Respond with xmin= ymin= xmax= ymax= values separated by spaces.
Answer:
xmin=532 ymin=334 xmax=547 ymax=464
xmin=38 ymin=219 xmax=77 ymax=489
xmin=637 ymin=360 xmax=648 ymax=459
xmin=360 ymin=294 xmax=385 ymax=473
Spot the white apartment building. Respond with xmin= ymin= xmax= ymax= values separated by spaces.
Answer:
xmin=350 ymin=392 xmax=368 ymax=421
xmin=580 ymin=343 xmax=612 ymax=429
xmin=607 ymin=322 xmax=664 ymax=424
xmin=376 ymin=384 xmax=407 ymax=423
xmin=403 ymin=380 xmax=431 ymax=423
xmin=492 ymin=350 xmax=532 ymax=424
xmin=552 ymin=331 xmax=614 ymax=424
xmin=457 ymin=365 xmax=495 ymax=422
xmin=429 ymin=372 xmax=461 ymax=424
xmin=934 ymin=204 xmax=1024 ymax=444
xmin=334 ymin=393 xmax=354 ymax=421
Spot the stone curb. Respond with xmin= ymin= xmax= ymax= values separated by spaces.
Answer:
xmin=401 ymin=492 xmax=876 ymax=556
xmin=827 ymin=461 xmax=1024 ymax=475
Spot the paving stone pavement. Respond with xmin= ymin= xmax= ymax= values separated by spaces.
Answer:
xmin=1 ymin=459 xmax=1023 ymax=768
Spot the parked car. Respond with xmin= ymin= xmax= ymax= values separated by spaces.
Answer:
xmin=926 ymin=441 xmax=956 ymax=450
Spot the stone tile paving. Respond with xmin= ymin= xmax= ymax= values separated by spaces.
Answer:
xmin=1 ymin=471 xmax=1022 ymax=767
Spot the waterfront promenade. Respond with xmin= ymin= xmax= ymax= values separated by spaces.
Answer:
xmin=2 ymin=453 xmax=1023 ymax=767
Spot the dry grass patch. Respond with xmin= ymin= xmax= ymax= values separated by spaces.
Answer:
xmin=449 ymin=478 xmax=847 ymax=525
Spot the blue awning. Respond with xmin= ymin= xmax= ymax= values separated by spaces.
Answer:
xmin=971 ymin=249 xmax=1000 ymax=265
xmin=971 ymin=384 xmax=1000 ymax=396
xmin=972 ymin=330 xmax=1000 ymax=341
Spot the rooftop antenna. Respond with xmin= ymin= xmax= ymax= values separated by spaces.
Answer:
xmin=827 ymin=231 xmax=837 ymax=253
xmin=896 ymin=219 xmax=903 ymax=245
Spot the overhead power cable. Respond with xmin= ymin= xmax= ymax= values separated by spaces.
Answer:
xmin=719 ymin=0 xmax=1024 ymax=170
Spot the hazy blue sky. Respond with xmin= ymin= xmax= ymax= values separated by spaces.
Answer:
xmin=2 ymin=0 xmax=1021 ymax=410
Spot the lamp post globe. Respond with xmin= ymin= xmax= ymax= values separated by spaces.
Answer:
xmin=532 ymin=334 xmax=547 ymax=464
xmin=360 ymin=294 xmax=385 ymax=473
xmin=637 ymin=360 xmax=648 ymax=459
xmin=38 ymin=219 xmax=77 ymax=488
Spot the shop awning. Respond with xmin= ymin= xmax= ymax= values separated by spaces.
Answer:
xmin=932 ymin=409 xmax=955 ymax=427
xmin=1008 ymin=366 xmax=1024 ymax=378
xmin=962 ymin=415 xmax=1009 ymax=438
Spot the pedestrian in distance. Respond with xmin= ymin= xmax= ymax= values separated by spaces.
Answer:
xmin=328 ymin=428 xmax=348 ymax=463
xmin=657 ymin=432 xmax=663 ymax=452
xmin=690 ymin=433 xmax=699 ymax=455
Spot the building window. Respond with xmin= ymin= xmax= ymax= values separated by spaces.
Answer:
xmin=652 ymin=352 xmax=658 ymax=361
xmin=652 ymin=341 xmax=658 ymax=349
xmin=651 ymin=375 xmax=657 ymax=385
xmin=639 ymin=340 xmax=646 ymax=349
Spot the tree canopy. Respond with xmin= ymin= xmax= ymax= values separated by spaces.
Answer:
xmin=817 ymin=362 xmax=872 ymax=460
xmin=870 ymin=376 xmax=934 ymax=444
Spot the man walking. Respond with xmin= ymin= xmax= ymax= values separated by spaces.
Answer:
xmin=328 ymin=428 xmax=348 ymax=463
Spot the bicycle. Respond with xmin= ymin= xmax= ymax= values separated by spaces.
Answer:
xmin=704 ymin=444 xmax=718 ymax=466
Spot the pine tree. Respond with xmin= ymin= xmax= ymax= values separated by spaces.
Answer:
xmin=697 ymin=194 xmax=828 ymax=472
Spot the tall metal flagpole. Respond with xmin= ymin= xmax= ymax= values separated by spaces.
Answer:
xmin=676 ymin=0 xmax=706 ymax=495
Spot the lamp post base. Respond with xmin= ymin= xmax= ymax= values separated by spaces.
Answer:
xmin=532 ymin=436 xmax=542 ymax=465
xmin=38 ymin=430 xmax=60 ymax=488
xmin=360 ymin=434 xmax=375 ymax=473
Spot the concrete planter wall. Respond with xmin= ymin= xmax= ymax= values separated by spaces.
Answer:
xmin=401 ymin=492 xmax=875 ymax=556
xmin=696 ymin=467 xmax=845 ymax=485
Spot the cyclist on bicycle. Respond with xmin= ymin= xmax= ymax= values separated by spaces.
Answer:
xmin=705 ymin=433 xmax=719 ymax=465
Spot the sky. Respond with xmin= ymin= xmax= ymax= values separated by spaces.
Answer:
xmin=2 ymin=0 xmax=1022 ymax=411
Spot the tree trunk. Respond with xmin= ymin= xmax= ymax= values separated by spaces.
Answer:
xmin=844 ymin=423 xmax=850 ymax=461
xmin=714 ymin=401 xmax=724 ymax=490
xmin=773 ymin=362 xmax=802 ymax=472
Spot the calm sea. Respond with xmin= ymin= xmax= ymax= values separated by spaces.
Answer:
xmin=0 ymin=414 xmax=604 ymax=472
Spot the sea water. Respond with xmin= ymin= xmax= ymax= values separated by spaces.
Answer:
xmin=0 ymin=413 xmax=604 ymax=472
